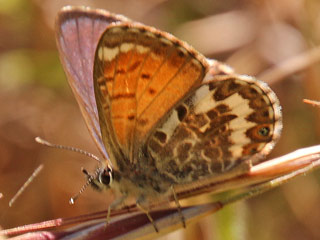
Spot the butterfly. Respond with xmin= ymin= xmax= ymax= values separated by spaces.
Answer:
xmin=55 ymin=6 xmax=282 ymax=230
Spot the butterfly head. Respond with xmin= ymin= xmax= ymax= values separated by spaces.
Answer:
xmin=82 ymin=165 xmax=115 ymax=191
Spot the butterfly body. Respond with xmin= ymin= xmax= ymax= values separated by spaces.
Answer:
xmin=56 ymin=6 xmax=282 ymax=212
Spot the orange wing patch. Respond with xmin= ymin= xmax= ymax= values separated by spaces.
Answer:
xmin=94 ymin=23 xmax=208 ymax=161
xmin=136 ymin=56 xmax=205 ymax=142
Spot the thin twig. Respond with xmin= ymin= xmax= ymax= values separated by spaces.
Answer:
xmin=258 ymin=45 xmax=320 ymax=84
xmin=303 ymin=99 xmax=320 ymax=107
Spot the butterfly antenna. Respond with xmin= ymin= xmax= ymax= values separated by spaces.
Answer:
xmin=9 ymin=164 xmax=44 ymax=207
xmin=35 ymin=137 xmax=102 ymax=164
xmin=69 ymin=168 xmax=99 ymax=205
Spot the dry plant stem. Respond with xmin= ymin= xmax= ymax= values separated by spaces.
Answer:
xmin=257 ymin=45 xmax=320 ymax=84
xmin=222 ymin=157 xmax=320 ymax=206
xmin=3 ymin=154 xmax=320 ymax=240
xmin=1 ymin=144 xmax=320 ymax=240
xmin=9 ymin=164 xmax=44 ymax=207
xmin=303 ymin=99 xmax=320 ymax=107
xmin=176 ymin=145 xmax=320 ymax=201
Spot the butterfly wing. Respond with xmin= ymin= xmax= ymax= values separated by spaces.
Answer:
xmin=146 ymin=70 xmax=282 ymax=185
xmin=55 ymin=6 xmax=130 ymax=162
xmin=93 ymin=23 xmax=209 ymax=166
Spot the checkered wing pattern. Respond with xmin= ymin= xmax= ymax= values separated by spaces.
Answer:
xmin=147 ymin=72 xmax=282 ymax=184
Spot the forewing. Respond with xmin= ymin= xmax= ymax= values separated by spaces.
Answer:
xmin=55 ymin=6 xmax=130 ymax=162
xmin=146 ymin=73 xmax=282 ymax=184
xmin=93 ymin=23 xmax=209 ymax=165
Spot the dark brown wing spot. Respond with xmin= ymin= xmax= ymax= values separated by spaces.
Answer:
xmin=208 ymin=82 xmax=216 ymax=91
xmin=177 ymin=50 xmax=185 ymax=58
xmin=128 ymin=61 xmax=141 ymax=72
xmin=128 ymin=115 xmax=135 ymax=120
xmin=176 ymin=105 xmax=187 ymax=121
xmin=155 ymin=32 xmax=161 ymax=38
xmin=228 ymin=79 xmax=241 ymax=90
xmin=242 ymin=143 xmax=261 ymax=155
xmin=148 ymin=88 xmax=156 ymax=95
xmin=213 ymin=80 xmax=242 ymax=101
xmin=104 ymin=77 xmax=114 ymax=82
xmin=177 ymin=142 xmax=192 ymax=163
xmin=207 ymin=109 xmax=218 ymax=120
xmin=172 ymin=40 xmax=180 ymax=47
xmin=103 ymin=39 xmax=119 ymax=48
xmin=250 ymin=87 xmax=258 ymax=94
xmin=215 ymin=104 xmax=231 ymax=114
xmin=249 ymin=97 xmax=268 ymax=109
xmin=154 ymin=131 xmax=167 ymax=144
xmin=246 ymin=110 xmax=272 ymax=123
xmin=210 ymin=114 xmax=237 ymax=128
xmin=111 ymin=93 xmax=135 ymax=99
xmin=116 ymin=69 xmax=126 ymax=74
xmin=141 ymin=73 xmax=151 ymax=79
xmin=239 ymin=85 xmax=260 ymax=99
xmin=262 ymin=110 xmax=270 ymax=117
xmin=219 ymin=125 xmax=227 ymax=132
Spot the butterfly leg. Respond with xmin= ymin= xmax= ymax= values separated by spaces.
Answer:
xmin=106 ymin=194 xmax=127 ymax=225
xmin=136 ymin=200 xmax=159 ymax=232
xmin=171 ymin=185 xmax=186 ymax=228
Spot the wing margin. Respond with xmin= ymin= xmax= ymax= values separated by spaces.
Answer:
xmin=55 ymin=6 xmax=130 ymax=164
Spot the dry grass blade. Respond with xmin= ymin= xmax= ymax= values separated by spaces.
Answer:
xmin=258 ymin=45 xmax=320 ymax=84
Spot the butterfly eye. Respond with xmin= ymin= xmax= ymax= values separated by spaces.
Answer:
xmin=258 ymin=127 xmax=270 ymax=136
xmin=98 ymin=167 xmax=113 ymax=187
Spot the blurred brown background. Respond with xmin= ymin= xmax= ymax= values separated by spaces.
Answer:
xmin=0 ymin=0 xmax=320 ymax=239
